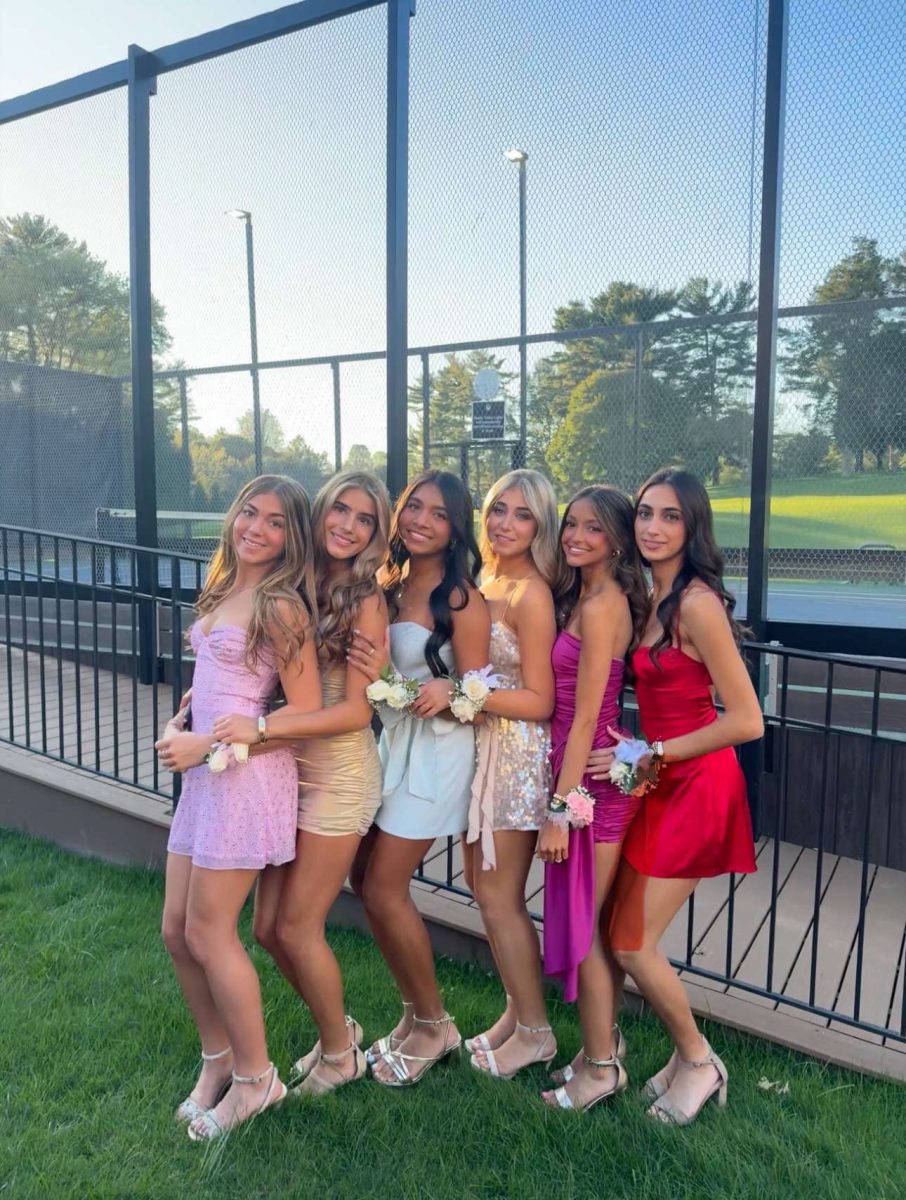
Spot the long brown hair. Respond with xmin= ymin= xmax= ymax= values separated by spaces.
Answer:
xmin=636 ymin=467 xmax=744 ymax=665
xmin=557 ymin=485 xmax=649 ymax=647
xmin=311 ymin=470 xmax=391 ymax=663
xmin=196 ymin=475 xmax=316 ymax=666
xmin=381 ymin=469 xmax=481 ymax=678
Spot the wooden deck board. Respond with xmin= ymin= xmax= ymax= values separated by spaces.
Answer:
xmin=3 ymin=641 xmax=905 ymax=1060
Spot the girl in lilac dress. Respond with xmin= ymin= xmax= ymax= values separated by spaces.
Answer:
xmin=155 ymin=475 xmax=320 ymax=1141
xmin=535 ymin=486 xmax=648 ymax=1112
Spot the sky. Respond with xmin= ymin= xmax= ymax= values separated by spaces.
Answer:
xmin=1 ymin=0 xmax=904 ymax=463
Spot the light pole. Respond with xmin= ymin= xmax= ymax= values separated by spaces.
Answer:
xmin=226 ymin=209 xmax=262 ymax=474
xmin=504 ymin=148 xmax=528 ymax=467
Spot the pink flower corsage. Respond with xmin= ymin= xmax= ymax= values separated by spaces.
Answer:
xmin=547 ymin=785 xmax=594 ymax=829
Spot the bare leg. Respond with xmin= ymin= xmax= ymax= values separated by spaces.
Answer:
xmin=161 ymin=853 xmax=233 ymax=1106
xmin=277 ymin=830 xmax=363 ymax=1083
xmin=471 ymin=831 xmax=550 ymax=1074
xmin=610 ymin=864 xmax=721 ymax=1114
xmin=462 ymin=839 xmax=517 ymax=1052
xmin=362 ymin=832 xmax=460 ymax=1083
xmin=543 ymin=842 xmax=624 ymax=1106
xmin=184 ymin=866 xmax=282 ymax=1128
xmin=253 ymin=863 xmax=301 ymax=990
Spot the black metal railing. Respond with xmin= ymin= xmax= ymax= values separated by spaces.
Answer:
xmin=1 ymin=525 xmax=904 ymax=1044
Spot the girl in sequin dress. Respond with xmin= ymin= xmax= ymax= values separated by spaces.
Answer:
xmin=156 ymin=476 xmax=320 ymax=1141
xmin=535 ymin=486 xmax=649 ymax=1113
xmin=347 ymin=470 xmax=490 ymax=1087
xmin=587 ymin=469 xmax=762 ymax=1126
xmin=462 ymin=470 xmax=562 ymax=1080
xmin=212 ymin=471 xmax=391 ymax=1098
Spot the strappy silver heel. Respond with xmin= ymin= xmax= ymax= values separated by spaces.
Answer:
xmin=372 ymin=1013 xmax=461 ymax=1088
xmin=291 ymin=1042 xmax=366 ymax=1098
xmin=646 ymin=1040 xmax=728 ymax=1126
xmin=549 ymin=1023 xmax=627 ymax=1087
xmin=469 ymin=1021 xmax=556 ymax=1080
xmin=290 ymin=1016 xmax=363 ymax=1083
xmin=464 ymin=994 xmax=514 ymax=1054
xmin=187 ymin=1062 xmax=286 ymax=1141
xmin=643 ymin=1048 xmax=679 ymax=1101
xmin=543 ymin=1052 xmax=628 ymax=1112
xmin=365 ymin=1001 xmax=413 ymax=1067
xmin=175 ymin=1045 xmax=232 ymax=1124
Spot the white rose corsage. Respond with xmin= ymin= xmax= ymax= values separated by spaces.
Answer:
xmin=547 ymin=785 xmax=595 ymax=829
xmin=366 ymin=665 xmax=420 ymax=712
xmin=608 ymin=738 xmax=661 ymax=796
xmin=206 ymin=742 xmax=249 ymax=773
xmin=450 ymin=665 xmax=500 ymax=723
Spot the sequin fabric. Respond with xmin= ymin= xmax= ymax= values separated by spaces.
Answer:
xmin=467 ymin=622 xmax=551 ymax=869
xmin=167 ymin=623 xmax=299 ymax=870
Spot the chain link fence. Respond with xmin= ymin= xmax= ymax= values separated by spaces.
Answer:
xmin=1 ymin=0 xmax=904 ymax=628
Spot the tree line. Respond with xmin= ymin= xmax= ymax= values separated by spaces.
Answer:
xmin=1 ymin=213 xmax=904 ymax=521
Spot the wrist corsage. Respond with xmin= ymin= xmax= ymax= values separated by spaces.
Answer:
xmin=206 ymin=742 xmax=250 ymax=773
xmin=609 ymin=738 xmax=662 ymax=796
xmin=450 ymin=665 xmax=500 ymax=723
xmin=547 ymin=785 xmax=595 ymax=829
xmin=366 ymin=665 xmax=420 ymax=712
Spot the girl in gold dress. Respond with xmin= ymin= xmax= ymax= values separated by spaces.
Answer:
xmin=213 ymin=469 xmax=390 ymax=1096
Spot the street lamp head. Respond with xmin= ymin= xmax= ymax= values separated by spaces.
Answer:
xmin=504 ymin=147 xmax=528 ymax=164
xmin=225 ymin=208 xmax=251 ymax=221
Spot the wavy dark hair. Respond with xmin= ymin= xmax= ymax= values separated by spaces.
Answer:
xmin=636 ymin=467 xmax=744 ymax=665
xmin=557 ymin=485 xmax=649 ymax=647
xmin=381 ymin=469 xmax=481 ymax=677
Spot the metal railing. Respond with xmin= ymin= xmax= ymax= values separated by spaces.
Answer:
xmin=1 ymin=524 xmax=904 ymax=1043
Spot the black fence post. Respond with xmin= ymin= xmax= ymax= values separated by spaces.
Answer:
xmin=385 ymin=0 xmax=414 ymax=499
xmin=128 ymin=45 xmax=158 ymax=686
xmin=746 ymin=0 xmax=788 ymax=643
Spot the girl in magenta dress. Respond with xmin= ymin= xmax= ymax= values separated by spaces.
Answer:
xmin=155 ymin=475 xmax=320 ymax=1141
xmin=589 ymin=468 xmax=763 ymax=1127
xmin=536 ymin=486 xmax=648 ymax=1112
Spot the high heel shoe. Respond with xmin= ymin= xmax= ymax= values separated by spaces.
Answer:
xmin=542 ymin=1053 xmax=628 ymax=1112
xmin=646 ymin=1041 xmax=728 ymax=1126
xmin=469 ymin=1022 xmax=556 ymax=1081
xmin=175 ymin=1045 xmax=232 ymax=1124
xmin=643 ymin=1048 xmax=679 ymax=1102
xmin=549 ymin=1024 xmax=626 ymax=1087
xmin=464 ymin=994 xmax=514 ymax=1054
xmin=365 ymin=1001 xmax=413 ymax=1067
xmin=291 ymin=1043 xmax=366 ymax=1098
xmin=290 ymin=1016 xmax=363 ymax=1083
xmin=188 ymin=1062 xmax=286 ymax=1141
xmin=372 ymin=1014 xmax=461 ymax=1088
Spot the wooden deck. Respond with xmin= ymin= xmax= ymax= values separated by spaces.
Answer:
xmin=2 ymin=642 xmax=904 ymax=1077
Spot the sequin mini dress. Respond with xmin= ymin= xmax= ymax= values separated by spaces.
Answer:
xmin=167 ymin=623 xmax=299 ymax=870
xmin=466 ymin=621 xmax=552 ymax=870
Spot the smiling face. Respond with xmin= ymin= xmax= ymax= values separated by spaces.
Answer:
xmin=231 ymin=489 xmax=287 ymax=570
xmin=322 ymin=485 xmax=378 ymax=562
xmin=635 ymin=483 xmax=687 ymax=565
xmin=560 ymin=496 xmax=613 ymax=569
xmin=485 ymin=485 xmax=537 ymax=561
xmin=397 ymin=481 xmax=451 ymax=557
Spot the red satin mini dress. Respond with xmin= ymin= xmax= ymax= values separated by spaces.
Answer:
xmin=621 ymin=643 xmax=757 ymax=880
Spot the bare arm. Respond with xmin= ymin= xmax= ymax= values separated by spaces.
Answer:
xmin=656 ymin=590 xmax=763 ymax=762
xmin=483 ymin=581 xmax=555 ymax=722
xmin=244 ymin=593 xmax=386 ymax=739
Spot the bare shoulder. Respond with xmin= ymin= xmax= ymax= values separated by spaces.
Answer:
xmin=581 ymin=587 xmax=627 ymax=624
xmin=355 ymin=589 xmax=388 ymax=625
xmin=272 ymin=593 xmax=314 ymax=635
xmin=512 ymin=576 xmax=555 ymax=619
xmin=454 ymin=581 xmax=490 ymax=629
xmin=681 ymin=584 xmax=729 ymax=624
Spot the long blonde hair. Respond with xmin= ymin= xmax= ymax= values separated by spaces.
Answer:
xmin=196 ymin=474 xmax=317 ymax=666
xmin=479 ymin=469 xmax=564 ymax=591
xmin=311 ymin=470 xmax=391 ymax=663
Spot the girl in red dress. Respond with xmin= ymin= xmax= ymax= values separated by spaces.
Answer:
xmin=587 ymin=467 xmax=762 ymax=1125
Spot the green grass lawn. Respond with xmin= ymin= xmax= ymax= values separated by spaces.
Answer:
xmin=2 ymin=829 xmax=904 ymax=1200
xmin=709 ymin=474 xmax=906 ymax=549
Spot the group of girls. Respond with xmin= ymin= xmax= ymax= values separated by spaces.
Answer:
xmin=154 ymin=461 xmax=763 ymax=1141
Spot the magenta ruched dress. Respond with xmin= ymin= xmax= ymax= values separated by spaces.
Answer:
xmin=543 ymin=630 xmax=638 ymax=1002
